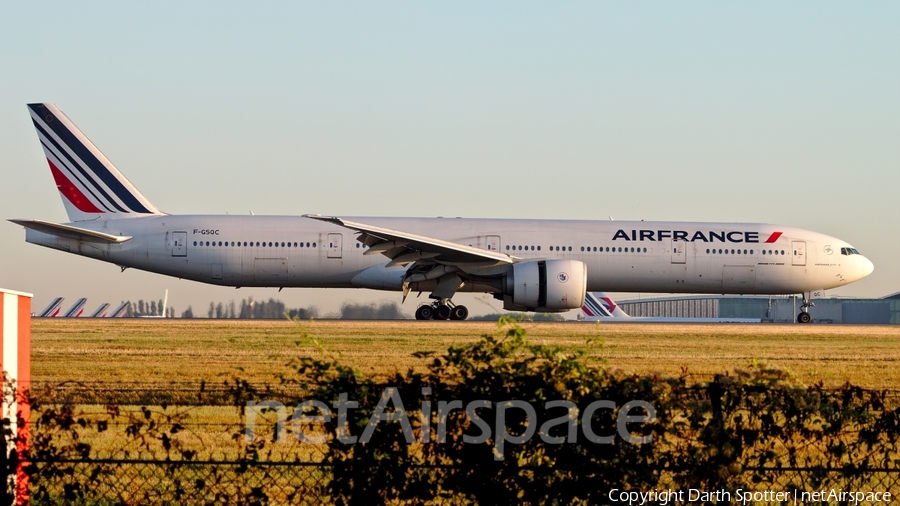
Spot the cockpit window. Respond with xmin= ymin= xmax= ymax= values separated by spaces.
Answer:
xmin=841 ymin=247 xmax=861 ymax=256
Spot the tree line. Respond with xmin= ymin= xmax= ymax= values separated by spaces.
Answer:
xmin=124 ymin=300 xmax=175 ymax=318
xmin=178 ymin=298 xmax=410 ymax=320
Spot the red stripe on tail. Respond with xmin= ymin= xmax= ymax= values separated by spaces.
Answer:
xmin=47 ymin=159 xmax=103 ymax=213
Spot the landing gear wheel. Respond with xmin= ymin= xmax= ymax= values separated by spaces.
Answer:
xmin=434 ymin=304 xmax=451 ymax=320
xmin=449 ymin=305 xmax=469 ymax=321
xmin=797 ymin=312 xmax=812 ymax=324
xmin=416 ymin=305 xmax=434 ymax=320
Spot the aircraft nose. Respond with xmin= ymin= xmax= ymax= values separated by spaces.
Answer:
xmin=860 ymin=256 xmax=875 ymax=279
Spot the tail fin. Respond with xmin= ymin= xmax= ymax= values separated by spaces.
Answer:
xmin=109 ymin=302 xmax=129 ymax=318
xmin=581 ymin=292 xmax=630 ymax=320
xmin=63 ymin=297 xmax=88 ymax=318
xmin=90 ymin=303 xmax=111 ymax=318
xmin=27 ymin=103 xmax=162 ymax=222
xmin=38 ymin=296 xmax=65 ymax=317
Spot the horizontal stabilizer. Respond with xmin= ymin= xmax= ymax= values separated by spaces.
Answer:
xmin=9 ymin=219 xmax=132 ymax=243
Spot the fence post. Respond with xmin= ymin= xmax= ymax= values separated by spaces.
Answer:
xmin=1 ymin=288 xmax=32 ymax=506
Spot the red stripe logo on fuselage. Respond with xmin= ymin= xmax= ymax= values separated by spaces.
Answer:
xmin=765 ymin=232 xmax=783 ymax=243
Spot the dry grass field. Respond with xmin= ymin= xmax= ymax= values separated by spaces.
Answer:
xmin=31 ymin=319 xmax=900 ymax=389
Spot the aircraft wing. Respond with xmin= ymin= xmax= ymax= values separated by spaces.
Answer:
xmin=9 ymin=219 xmax=132 ymax=243
xmin=304 ymin=215 xmax=514 ymax=266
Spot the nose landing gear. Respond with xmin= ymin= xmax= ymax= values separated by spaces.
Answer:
xmin=415 ymin=299 xmax=469 ymax=321
xmin=797 ymin=295 xmax=815 ymax=324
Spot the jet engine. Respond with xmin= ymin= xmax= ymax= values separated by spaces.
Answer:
xmin=502 ymin=259 xmax=587 ymax=312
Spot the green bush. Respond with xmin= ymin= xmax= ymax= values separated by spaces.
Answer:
xmin=276 ymin=318 xmax=900 ymax=505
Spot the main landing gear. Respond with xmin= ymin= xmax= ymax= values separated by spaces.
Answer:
xmin=415 ymin=299 xmax=469 ymax=321
xmin=797 ymin=295 xmax=815 ymax=324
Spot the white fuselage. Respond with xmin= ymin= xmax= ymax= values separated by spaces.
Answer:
xmin=24 ymin=214 xmax=874 ymax=296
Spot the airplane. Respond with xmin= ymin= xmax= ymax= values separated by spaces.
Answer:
xmin=10 ymin=103 xmax=875 ymax=323
xmin=109 ymin=301 xmax=129 ymax=318
xmin=89 ymin=302 xmax=110 ymax=318
xmin=581 ymin=292 xmax=761 ymax=323
xmin=37 ymin=296 xmax=65 ymax=317
xmin=62 ymin=297 xmax=87 ymax=318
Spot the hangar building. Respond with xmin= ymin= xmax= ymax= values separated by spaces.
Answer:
xmin=616 ymin=292 xmax=900 ymax=324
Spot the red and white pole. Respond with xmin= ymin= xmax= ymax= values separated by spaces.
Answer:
xmin=1 ymin=288 xmax=32 ymax=505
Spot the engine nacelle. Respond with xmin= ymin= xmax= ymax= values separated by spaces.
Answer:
xmin=504 ymin=259 xmax=587 ymax=311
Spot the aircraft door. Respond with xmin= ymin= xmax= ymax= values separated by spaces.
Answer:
xmin=485 ymin=235 xmax=501 ymax=252
xmin=172 ymin=231 xmax=187 ymax=257
xmin=327 ymin=233 xmax=342 ymax=259
xmin=671 ymin=239 xmax=686 ymax=264
xmin=792 ymin=241 xmax=806 ymax=266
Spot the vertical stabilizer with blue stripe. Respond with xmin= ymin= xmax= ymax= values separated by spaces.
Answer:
xmin=581 ymin=293 xmax=630 ymax=320
xmin=27 ymin=103 xmax=162 ymax=222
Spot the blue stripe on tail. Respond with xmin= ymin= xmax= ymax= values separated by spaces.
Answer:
xmin=28 ymin=104 xmax=152 ymax=214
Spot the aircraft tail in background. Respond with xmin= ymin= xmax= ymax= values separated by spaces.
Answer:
xmin=89 ymin=302 xmax=110 ymax=318
xmin=581 ymin=292 xmax=629 ymax=318
xmin=38 ymin=296 xmax=65 ymax=317
xmin=109 ymin=302 xmax=129 ymax=318
xmin=26 ymin=103 xmax=162 ymax=223
xmin=63 ymin=297 xmax=88 ymax=318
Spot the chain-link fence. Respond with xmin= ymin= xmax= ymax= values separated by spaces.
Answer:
xmin=25 ymin=459 xmax=900 ymax=505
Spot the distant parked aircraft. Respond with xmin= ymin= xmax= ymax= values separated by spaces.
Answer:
xmin=109 ymin=302 xmax=129 ymax=318
xmin=37 ymin=296 xmax=65 ymax=317
xmin=581 ymin=292 xmax=761 ymax=323
xmin=62 ymin=297 xmax=87 ymax=318
xmin=89 ymin=302 xmax=110 ymax=318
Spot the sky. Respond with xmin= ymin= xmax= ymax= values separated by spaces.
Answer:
xmin=1 ymin=2 xmax=898 ymax=317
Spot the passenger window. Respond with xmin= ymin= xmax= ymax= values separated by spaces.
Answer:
xmin=537 ymin=246 xmax=541 ymax=251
